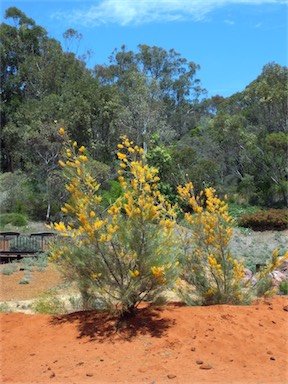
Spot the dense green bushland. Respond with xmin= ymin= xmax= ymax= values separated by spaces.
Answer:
xmin=0 ymin=213 xmax=28 ymax=227
xmin=0 ymin=7 xmax=287 ymax=223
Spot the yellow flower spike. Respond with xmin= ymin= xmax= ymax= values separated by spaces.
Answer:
xmin=117 ymin=143 xmax=124 ymax=149
xmin=108 ymin=205 xmax=120 ymax=215
xmin=79 ymin=146 xmax=86 ymax=152
xmin=272 ymin=248 xmax=278 ymax=259
xmin=54 ymin=221 xmax=67 ymax=232
xmin=91 ymin=273 xmax=97 ymax=280
xmin=99 ymin=233 xmax=106 ymax=243
xmin=94 ymin=219 xmax=104 ymax=230
xmin=120 ymin=163 xmax=126 ymax=169
xmin=59 ymin=127 xmax=65 ymax=135
xmin=90 ymin=211 xmax=96 ymax=218
xmin=58 ymin=160 xmax=65 ymax=167
xmin=73 ymin=141 xmax=77 ymax=147
xmin=117 ymin=152 xmax=126 ymax=160
xmin=79 ymin=155 xmax=88 ymax=162
xmin=151 ymin=266 xmax=165 ymax=278
xmin=129 ymin=270 xmax=140 ymax=278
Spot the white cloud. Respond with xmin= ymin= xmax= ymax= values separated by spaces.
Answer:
xmin=52 ymin=0 xmax=287 ymax=27
xmin=224 ymin=19 xmax=236 ymax=24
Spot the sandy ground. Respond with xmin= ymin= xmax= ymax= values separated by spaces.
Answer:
xmin=1 ymin=226 xmax=288 ymax=383
xmin=1 ymin=296 xmax=288 ymax=384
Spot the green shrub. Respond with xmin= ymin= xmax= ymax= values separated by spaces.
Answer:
xmin=238 ymin=209 xmax=288 ymax=231
xmin=0 ymin=303 xmax=12 ymax=313
xmin=32 ymin=291 xmax=66 ymax=315
xmin=255 ymin=274 xmax=273 ymax=297
xmin=0 ymin=213 xmax=28 ymax=227
xmin=279 ymin=280 xmax=288 ymax=295
xmin=228 ymin=203 xmax=261 ymax=225
xmin=101 ymin=180 xmax=123 ymax=208
xmin=1 ymin=263 xmax=19 ymax=276
xmin=19 ymin=278 xmax=30 ymax=284
xmin=34 ymin=253 xmax=49 ymax=271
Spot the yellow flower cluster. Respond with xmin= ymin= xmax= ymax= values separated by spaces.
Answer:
xmin=52 ymin=128 xmax=108 ymax=243
xmin=233 ymin=259 xmax=245 ymax=281
xmin=113 ymin=135 xmax=176 ymax=229
xmin=150 ymin=266 xmax=167 ymax=284
xmin=129 ymin=269 xmax=140 ymax=278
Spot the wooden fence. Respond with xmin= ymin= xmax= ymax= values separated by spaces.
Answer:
xmin=0 ymin=232 xmax=55 ymax=262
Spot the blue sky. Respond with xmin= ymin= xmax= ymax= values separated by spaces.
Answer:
xmin=1 ymin=0 xmax=287 ymax=97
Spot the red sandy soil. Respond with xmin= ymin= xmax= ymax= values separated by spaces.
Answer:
xmin=0 ymin=264 xmax=63 ymax=301
xmin=1 ymin=296 xmax=288 ymax=384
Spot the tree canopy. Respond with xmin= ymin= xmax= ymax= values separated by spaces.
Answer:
xmin=1 ymin=7 xmax=287 ymax=220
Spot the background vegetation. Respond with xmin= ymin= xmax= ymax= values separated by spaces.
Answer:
xmin=1 ymin=7 xmax=287 ymax=223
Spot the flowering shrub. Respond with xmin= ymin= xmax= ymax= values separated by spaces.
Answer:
xmin=253 ymin=248 xmax=288 ymax=297
xmin=176 ymin=183 xmax=288 ymax=305
xmin=177 ymin=182 xmax=247 ymax=305
xmin=50 ymin=131 xmax=179 ymax=317
xmin=50 ymin=129 xmax=287 ymax=314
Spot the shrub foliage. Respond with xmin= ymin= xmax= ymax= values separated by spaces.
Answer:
xmin=0 ymin=213 xmax=28 ymax=227
xmin=177 ymin=184 xmax=248 ymax=305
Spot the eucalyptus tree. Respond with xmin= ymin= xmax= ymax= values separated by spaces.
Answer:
xmin=0 ymin=7 xmax=48 ymax=171
xmin=196 ymin=63 xmax=288 ymax=206
xmin=94 ymin=44 xmax=205 ymax=153
xmin=242 ymin=63 xmax=287 ymax=134
xmin=0 ymin=7 xmax=103 ymax=219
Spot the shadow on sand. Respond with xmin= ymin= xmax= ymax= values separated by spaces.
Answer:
xmin=49 ymin=303 xmax=184 ymax=342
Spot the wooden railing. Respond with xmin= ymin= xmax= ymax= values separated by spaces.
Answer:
xmin=0 ymin=232 xmax=55 ymax=262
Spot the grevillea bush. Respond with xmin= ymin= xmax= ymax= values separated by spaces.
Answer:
xmin=176 ymin=183 xmax=288 ymax=305
xmin=177 ymin=183 xmax=248 ymax=305
xmin=50 ymin=130 xmax=179 ymax=317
